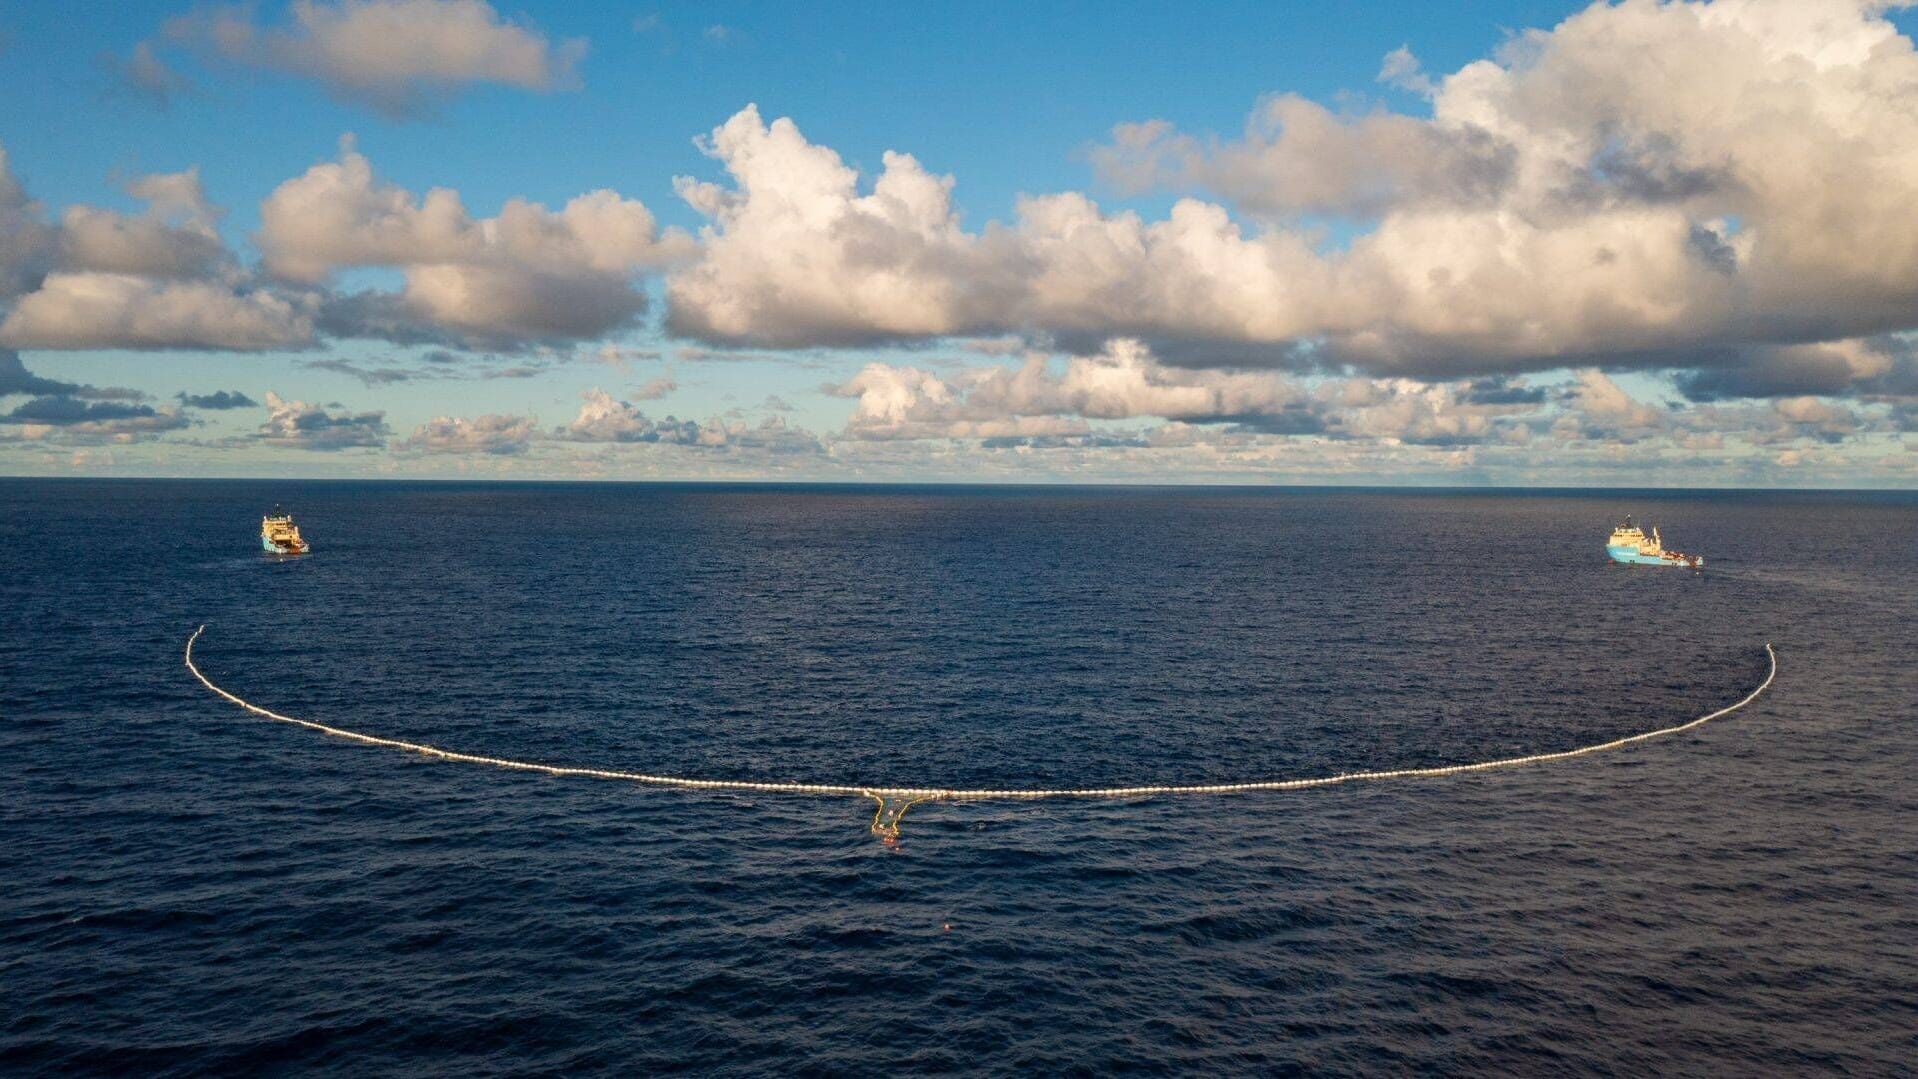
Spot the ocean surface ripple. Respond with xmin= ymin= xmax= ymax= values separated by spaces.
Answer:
xmin=3 ymin=482 xmax=1914 ymax=1075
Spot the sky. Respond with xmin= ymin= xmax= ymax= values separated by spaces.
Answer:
xmin=1 ymin=0 xmax=1915 ymax=486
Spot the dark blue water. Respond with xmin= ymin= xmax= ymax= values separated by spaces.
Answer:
xmin=3 ymin=481 xmax=1914 ymax=1074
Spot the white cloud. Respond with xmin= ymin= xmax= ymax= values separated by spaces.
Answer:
xmin=667 ymin=1 xmax=1918 ymax=393
xmin=397 ymin=412 xmax=537 ymax=454
xmin=0 ymin=154 xmax=322 ymax=352
xmin=261 ymin=140 xmax=692 ymax=345
xmin=831 ymin=339 xmax=1545 ymax=444
xmin=1770 ymin=395 xmax=1860 ymax=442
xmin=0 ymin=273 xmax=315 ymax=351
xmin=166 ymin=0 xmax=586 ymax=117
xmin=835 ymin=363 xmax=1091 ymax=441
xmin=258 ymin=390 xmax=389 ymax=449
xmin=699 ymin=414 xmax=822 ymax=453
xmin=562 ymin=387 xmax=704 ymax=444
xmin=1560 ymin=370 xmax=1667 ymax=442
xmin=666 ymin=104 xmax=998 ymax=347
xmin=1377 ymin=45 xmax=1435 ymax=96
xmin=1093 ymin=98 xmax=1513 ymax=218
xmin=1315 ymin=377 xmax=1518 ymax=445
xmin=834 ymin=339 xmax=1317 ymax=440
xmin=559 ymin=387 xmax=821 ymax=452
xmin=59 ymin=168 xmax=227 ymax=279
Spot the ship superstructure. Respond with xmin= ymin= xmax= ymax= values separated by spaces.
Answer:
xmin=1605 ymin=516 xmax=1700 ymax=568
xmin=261 ymin=510 xmax=310 ymax=556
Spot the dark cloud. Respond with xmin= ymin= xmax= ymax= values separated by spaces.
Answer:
xmin=1566 ymin=132 xmax=1731 ymax=209
xmin=176 ymin=389 xmax=258 ymax=409
xmin=981 ymin=432 xmax=1151 ymax=450
xmin=2 ymin=396 xmax=165 ymax=425
xmin=1192 ymin=408 xmax=1327 ymax=435
xmin=0 ymin=351 xmax=146 ymax=401
xmin=316 ymin=291 xmax=465 ymax=349
xmin=1686 ymin=225 xmax=1738 ymax=275
xmin=0 ymin=351 xmax=83 ymax=397
xmin=0 ymin=395 xmax=191 ymax=439
xmin=317 ymin=282 xmax=646 ymax=355
xmin=1461 ymin=376 xmax=1547 ymax=406
xmin=1676 ymin=337 xmax=1918 ymax=401
xmin=303 ymin=357 xmax=417 ymax=386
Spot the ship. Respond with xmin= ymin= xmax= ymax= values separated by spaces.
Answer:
xmin=1606 ymin=515 xmax=1700 ymax=568
xmin=261 ymin=509 xmax=311 ymax=556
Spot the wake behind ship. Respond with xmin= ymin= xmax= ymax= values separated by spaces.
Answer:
xmin=1606 ymin=516 xmax=1700 ymax=568
xmin=261 ymin=510 xmax=310 ymax=556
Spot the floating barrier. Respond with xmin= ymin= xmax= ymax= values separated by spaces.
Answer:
xmin=184 ymin=626 xmax=1776 ymax=837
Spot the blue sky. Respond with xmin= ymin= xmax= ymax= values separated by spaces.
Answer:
xmin=4 ymin=2 xmax=1576 ymax=214
xmin=1 ymin=0 xmax=1914 ymax=484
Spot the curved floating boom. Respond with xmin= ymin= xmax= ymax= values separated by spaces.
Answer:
xmin=183 ymin=626 xmax=1776 ymax=834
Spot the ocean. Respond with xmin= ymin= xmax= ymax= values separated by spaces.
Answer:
xmin=2 ymin=480 xmax=1914 ymax=1074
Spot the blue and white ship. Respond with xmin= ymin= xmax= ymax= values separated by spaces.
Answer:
xmin=1606 ymin=516 xmax=1700 ymax=568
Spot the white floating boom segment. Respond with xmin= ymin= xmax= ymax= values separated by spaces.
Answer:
xmin=184 ymin=626 xmax=1775 ymax=803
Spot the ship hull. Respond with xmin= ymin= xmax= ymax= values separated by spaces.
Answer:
xmin=1606 ymin=545 xmax=1696 ymax=567
xmin=262 ymin=536 xmax=308 ymax=555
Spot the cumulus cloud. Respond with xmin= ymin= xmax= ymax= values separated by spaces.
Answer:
xmin=258 ymin=389 xmax=389 ymax=449
xmin=833 ymin=339 xmax=1315 ymax=440
xmin=666 ymin=2 xmax=1918 ymax=396
xmin=0 ymin=148 xmax=57 ymax=301
xmin=59 ymin=168 xmax=228 ymax=279
xmin=0 ymin=156 xmax=323 ymax=352
xmin=1087 ymin=0 xmax=1918 ymax=374
xmin=665 ymin=104 xmax=1004 ymax=347
xmin=1769 ymin=395 xmax=1860 ymax=443
xmin=397 ymin=412 xmax=537 ymax=454
xmin=1092 ymin=99 xmax=1514 ymax=218
xmin=824 ymin=336 xmax=1911 ymax=460
xmin=561 ymin=387 xmax=705 ymax=444
xmin=261 ymin=140 xmax=692 ymax=346
xmin=832 ymin=339 xmax=1549 ymax=445
xmin=1312 ymin=377 xmax=1523 ymax=445
xmin=164 ymin=0 xmax=586 ymax=118
xmin=703 ymin=414 xmax=822 ymax=453
xmin=1555 ymin=370 xmax=1668 ymax=442
xmin=559 ymin=387 xmax=821 ymax=452
xmin=0 ymin=273 xmax=315 ymax=351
